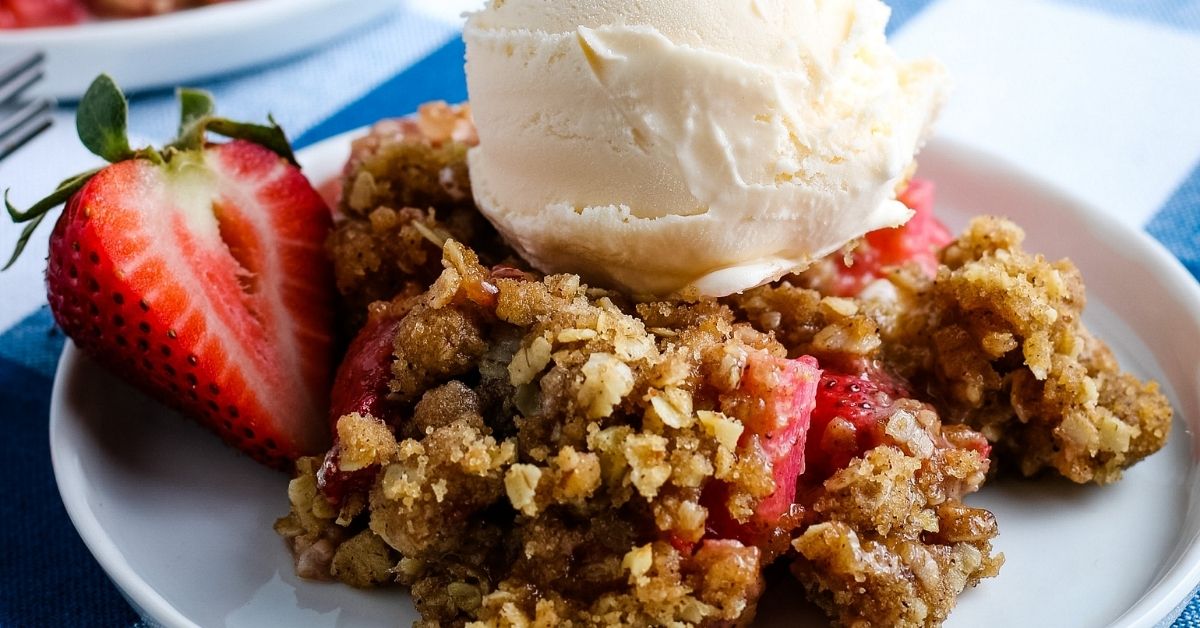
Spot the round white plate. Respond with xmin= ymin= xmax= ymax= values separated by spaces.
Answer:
xmin=50 ymin=133 xmax=1200 ymax=628
xmin=0 ymin=0 xmax=397 ymax=100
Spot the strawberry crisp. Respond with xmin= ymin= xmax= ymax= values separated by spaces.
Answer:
xmin=275 ymin=104 xmax=1172 ymax=627
xmin=0 ymin=0 xmax=233 ymax=29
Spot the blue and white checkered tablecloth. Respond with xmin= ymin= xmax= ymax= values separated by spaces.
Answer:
xmin=0 ymin=1 xmax=1197 ymax=626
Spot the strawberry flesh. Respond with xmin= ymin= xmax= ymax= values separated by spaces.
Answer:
xmin=806 ymin=364 xmax=992 ymax=484
xmin=806 ymin=371 xmax=899 ymax=480
xmin=327 ymin=313 xmax=403 ymax=426
xmin=319 ymin=311 xmax=405 ymax=502
xmin=704 ymin=353 xmax=820 ymax=549
xmin=45 ymin=140 xmax=334 ymax=467
xmin=735 ymin=353 xmax=821 ymax=523
xmin=828 ymin=179 xmax=953 ymax=296
xmin=805 ymin=361 xmax=933 ymax=481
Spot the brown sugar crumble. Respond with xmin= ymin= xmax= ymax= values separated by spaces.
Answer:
xmin=325 ymin=103 xmax=513 ymax=326
xmin=746 ymin=216 xmax=1172 ymax=485
xmin=277 ymin=109 xmax=1172 ymax=627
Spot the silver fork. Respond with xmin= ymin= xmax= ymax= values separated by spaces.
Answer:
xmin=0 ymin=52 xmax=52 ymax=162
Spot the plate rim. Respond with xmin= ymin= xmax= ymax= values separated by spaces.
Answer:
xmin=0 ymin=0 xmax=399 ymax=100
xmin=49 ymin=130 xmax=1200 ymax=628
xmin=0 ymin=0 xmax=350 ymax=42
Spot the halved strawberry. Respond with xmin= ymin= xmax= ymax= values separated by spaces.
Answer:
xmin=828 ymin=179 xmax=953 ymax=296
xmin=705 ymin=352 xmax=820 ymax=548
xmin=6 ymin=76 xmax=335 ymax=468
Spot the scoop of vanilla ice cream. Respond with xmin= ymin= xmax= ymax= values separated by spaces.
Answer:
xmin=464 ymin=0 xmax=948 ymax=297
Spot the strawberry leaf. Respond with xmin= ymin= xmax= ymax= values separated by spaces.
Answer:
xmin=2 ymin=213 xmax=47 ymax=271
xmin=76 ymin=75 xmax=133 ymax=163
xmin=203 ymin=115 xmax=297 ymax=166
xmin=3 ymin=167 xmax=102 ymax=269
xmin=177 ymin=88 xmax=215 ymax=141
xmin=5 ymin=167 xmax=100 ymax=223
xmin=168 ymin=87 xmax=296 ymax=165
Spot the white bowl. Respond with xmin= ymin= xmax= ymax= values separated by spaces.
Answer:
xmin=0 ymin=0 xmax=398 ymax=100
xmin=50 ymin=132 xmax=1200 ymax=627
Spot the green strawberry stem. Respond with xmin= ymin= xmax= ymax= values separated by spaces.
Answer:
xmin=3 ymin=73 xmax=298 ymax=270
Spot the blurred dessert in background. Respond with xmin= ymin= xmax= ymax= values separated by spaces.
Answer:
xmin=0 ymin=0 xmax=231 ymax=28
xmin=85 ymin=0 xmax=230 ymax=18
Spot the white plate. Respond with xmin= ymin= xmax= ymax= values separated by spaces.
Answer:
xmin=0 ymin=0 xmax=397 ymax=100
xmin=50 ymin=132 xmax=1200 ymax=628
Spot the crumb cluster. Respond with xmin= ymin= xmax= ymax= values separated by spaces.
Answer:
xmin=324 ymin=103 xmax=511 ymax=325
xmin=893 ymin=218 xmax=1171 ymax=483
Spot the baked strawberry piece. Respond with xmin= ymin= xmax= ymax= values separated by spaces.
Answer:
xmin=704 ymin=352 xmax=819 ymax=552
xmin=6 ymin=75 xmax=335 ymax=467
xmin=731 ymin=353 xmax=821 ymax=521
xmin=806 ymin=370 xmax=901 ymax=479
xmin=317 ymin=307 xmax=406 ymax=501
xmin=810 ymin=179 xmax=954 ymax=297
xmin=85 ymin=0 xmax=231 ymax=18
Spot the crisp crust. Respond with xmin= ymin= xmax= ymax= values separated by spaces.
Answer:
xmin=285 ymin=248 xmax=798 ymax=626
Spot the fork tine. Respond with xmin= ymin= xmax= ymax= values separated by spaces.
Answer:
xmin=0 ymin=52 xmax=50 ymax=162
xmin=0 ymin=52 xmax=43 ymax=86
xmin=0 ymin=99 xmax=53 ymax=162
xmin=0 ymin=98 xmax=51 ymax=139
xmin=0 ymin=52 xmax=44 ymax=104
xmin=0 ymin=63 xmax=43 ymax=106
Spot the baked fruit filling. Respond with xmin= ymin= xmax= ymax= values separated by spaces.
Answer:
xmin=276 ymin=104 xmax=1171 ymax=627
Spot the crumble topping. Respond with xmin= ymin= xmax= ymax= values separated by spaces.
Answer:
xmin=284 ymin=113 xmax=1172 ymax=627
xmin=285 ymin=240 xmax=1003 ymax=627
xmin=325 ymin=103 xmax=511 ymax=323
xmin=739 ymin=218 xmax=1171 ymax=484
xmin=889 ymin=218 xmax=1172 ymax=483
